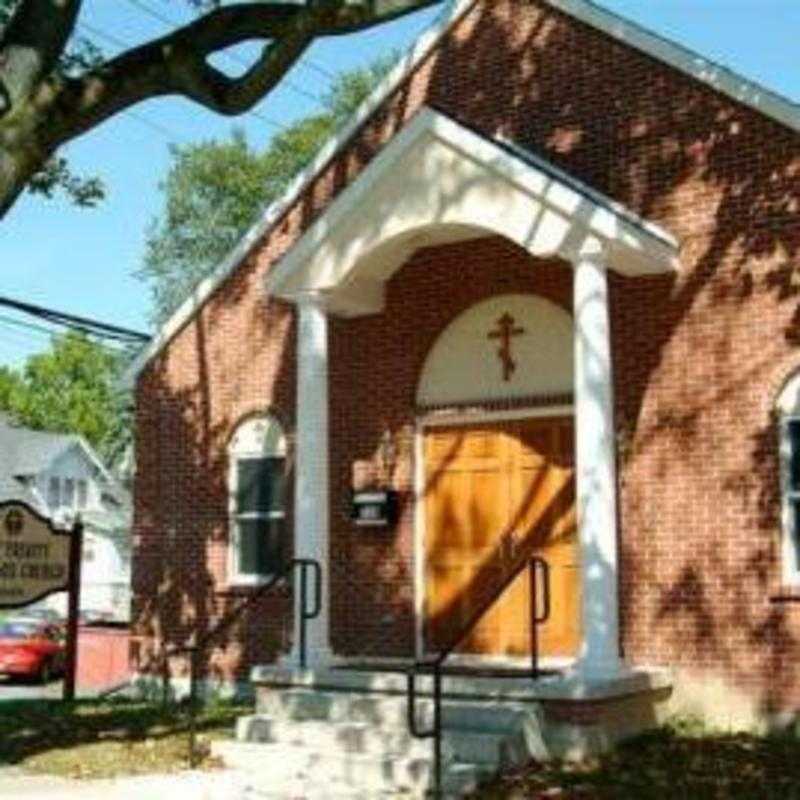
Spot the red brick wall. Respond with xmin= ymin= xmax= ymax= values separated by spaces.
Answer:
xmin=329 ymin=240 xmax=571 ymax=657
xmin=132 ymin=0 xmax=800 ymax=709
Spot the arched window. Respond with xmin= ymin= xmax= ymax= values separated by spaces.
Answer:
xmin=228 ymin=414 xmax=288 ymax=584
xmin=778 ymin=373 xmax=800 ymax=584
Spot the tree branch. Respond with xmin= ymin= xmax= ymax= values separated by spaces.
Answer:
xmin=46 ymin=0 xmax=442 ymax=144
xmin=0 ymin=0 xmax=82 ymax=116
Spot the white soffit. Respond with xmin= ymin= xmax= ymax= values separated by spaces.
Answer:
xmin=265 ymin=107 xmax=679 ymax=313
xmin=125 ymin=0 xmax=798 ymax=384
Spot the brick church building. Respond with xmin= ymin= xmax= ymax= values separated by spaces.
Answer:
xmin=126 ymin=0 xmax=799 ymax=747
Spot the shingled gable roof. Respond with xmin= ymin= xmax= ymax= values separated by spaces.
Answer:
xmin=0 ymin=417 xmax=118 ymax=502
xmin=123 ymin=0 xmax=800 ymax=386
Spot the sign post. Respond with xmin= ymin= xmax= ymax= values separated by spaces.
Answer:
xmin=0 ymin=501 xmax=81 ymax=701
xmin=62 ymin=517 xmax=83 ymax=702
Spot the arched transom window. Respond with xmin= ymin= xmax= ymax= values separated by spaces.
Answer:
xmin=778 ymin=373 xmax=800 ymax=584
xmin=228 ymin=414 xmax=288 ymax=584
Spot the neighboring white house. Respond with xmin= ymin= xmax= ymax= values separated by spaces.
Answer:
xmin=0 ymin=416 xmax=131 ymax=621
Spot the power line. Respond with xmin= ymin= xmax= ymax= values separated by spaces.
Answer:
xmin=0 ymin=314 xmax=62 ymax=342
xmin=0 ymin=296 xmax=150 ymax=345
xmin=0 ymin=317 xmax=129 ymax=358
xmin=77 ymin=20 xmax=289 ymax=133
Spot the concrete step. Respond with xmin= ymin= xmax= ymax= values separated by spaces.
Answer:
xmin=257 ymin=688 xmax=431 ymax=729
xmin=235 ymin=713 xmax=525 ymax=769
xmin=214 ymin=739 xmax=488 ymax=799
xmin=236 ymin=714 xmax=432 ymax=759
xmin=212 ymin=740 xmax=434 ymax=796
xmin=257 ymin=686 xmax=540 ymax=727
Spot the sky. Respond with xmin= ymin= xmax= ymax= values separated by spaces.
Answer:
xmin=0 ymin=0 xmax=798 ymax=367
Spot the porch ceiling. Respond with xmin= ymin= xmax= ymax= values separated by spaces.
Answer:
xmin=265 ymin=108 xmax=680 ymax=317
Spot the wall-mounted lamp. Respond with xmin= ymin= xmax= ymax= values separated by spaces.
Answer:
xmin=378 ymin=428 xmax=398 ymax=486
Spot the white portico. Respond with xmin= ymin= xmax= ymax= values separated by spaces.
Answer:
xmin=266 ymin=108 xmax=679 ymax=679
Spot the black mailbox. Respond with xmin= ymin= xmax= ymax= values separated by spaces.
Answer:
xmin=351 ymin=489 xmax=398 ymax=528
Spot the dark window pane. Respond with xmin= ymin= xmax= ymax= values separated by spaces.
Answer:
xmin=238 ymin=518 xmax=284 ymax=576
xmin=789 ymin=500 xmax=800 ymax=575
xmin=790 ymin=421 xmax=800 ymax=491
xmin=237 ymin=458 xmax=285 ymax=513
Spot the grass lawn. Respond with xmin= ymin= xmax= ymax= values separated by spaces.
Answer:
xmin=0 ymin=698 xmax=245 ymax=779
xmin=475 ymin=721 xmax=800 ymax=800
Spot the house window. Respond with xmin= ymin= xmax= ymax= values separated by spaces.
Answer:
xmin=77 ymin=480 xmax=88 ymax=509
xmin=47 ymin=477 xmax=60 ymax=509
xmin=228 ymin=415 xmax=288 ymax=585
xmin=63 ymin=479 xmax=75 ymax=508
xmin=778 ymin=372 xmax=800 ymax=584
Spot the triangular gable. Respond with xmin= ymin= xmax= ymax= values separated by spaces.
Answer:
xmin=265 ymin=107 xmax=678 ymax=316
xmin=124 ymin=0 xmax=799 ymax=384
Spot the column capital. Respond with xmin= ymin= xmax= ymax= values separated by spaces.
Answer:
xmin=571 ymin=238 xmax=610 ymax=269
xmin=290 ymin=290 xmax=331 ymax=311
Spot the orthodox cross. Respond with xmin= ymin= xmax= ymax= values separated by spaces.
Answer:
xmin=488 ymin=313 xmax=525 ymax=382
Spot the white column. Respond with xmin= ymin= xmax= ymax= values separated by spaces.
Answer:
xmin=289 ymin=297 xmax=332 ymax=668
xmin=573 ymin=246 xmax=624 ymax=679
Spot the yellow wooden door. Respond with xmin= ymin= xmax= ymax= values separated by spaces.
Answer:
xmin=423 ymin=417 xmax=579 ymax=659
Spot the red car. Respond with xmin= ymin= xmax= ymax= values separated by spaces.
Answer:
xmin=0 ymin=619 xmax=65 ymax=683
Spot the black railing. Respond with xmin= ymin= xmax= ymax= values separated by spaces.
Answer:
xmin=407 ymin=556 xmax=551 ymax=797
xmin=162 ymin=557 xmax=322 ymax=766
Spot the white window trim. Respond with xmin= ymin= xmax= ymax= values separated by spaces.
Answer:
xmin=77 ymin=479 xmax=88 ymax=510
xmin=777 ymin=373 xmax=800 ymax=586
xmin=47 ymin=476 xmax=61 ymax=510
xmin=227 ymin=416 xmax=287 ymax=587
xmin=779 ymin=415 xmax=800 ymax=586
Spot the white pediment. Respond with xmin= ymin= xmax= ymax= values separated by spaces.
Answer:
xmin=266 ymin=108 xmax=679 ymax=317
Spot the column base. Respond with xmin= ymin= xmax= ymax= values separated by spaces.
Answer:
xmin=571 ymin=656 xmax=632 ymax=683
xmin=279 ymin=646 xmax=335 ymax=671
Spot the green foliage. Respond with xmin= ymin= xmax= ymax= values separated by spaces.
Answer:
xmin=0 ymin=332 xmax=131 ymax=465
xmin=0 ymin=0 xmax=14 ymax=28
xmin=138 ymin=56 xmax=394 ymax=324
xmin=28 ymin=156 xmax=105 ymax=207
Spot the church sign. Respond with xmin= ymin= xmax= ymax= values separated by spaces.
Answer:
xmin=0 ymin=500 xmax=84 ymax=701
xmin=0 ymin=502 xmax=73 ymax=608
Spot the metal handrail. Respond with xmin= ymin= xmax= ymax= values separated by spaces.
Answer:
xmin=407 ymin=556 xmax=551 ymax=797
xmin=161 ymin=557 xmax=322 ymax=766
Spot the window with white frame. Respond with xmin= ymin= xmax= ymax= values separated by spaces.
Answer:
xmin=228 ymin=414 xmax=288 ymax=584
xmin=77 ymin=479 xmax=88 ymax=509
xmin=778 ymin=372 xmax=800 ymax=584
xmin=47 ymin=477 xmax=60 ymax=509
xmin=63 ymin=478 xmax=75 ymax=508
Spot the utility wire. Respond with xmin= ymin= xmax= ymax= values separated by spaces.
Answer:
xmin=0 ymin=314 xmax=64 ymax=342
xmin=0 ymin=296 xmax=150 ymax=345
xmin=78 ymin=21 xmax=289 ymax=133
xmin=0 ymin=315 xmax=128 ymax=355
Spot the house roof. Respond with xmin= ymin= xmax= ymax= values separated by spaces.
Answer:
xmin=0 ymin=419 xmax=66 ymax=505
xmin=122 ymin=0 xmax=800 ymax=387
xmin=0 ymin=420 xmax=76 ymax=478
xmin=0 ymin=472 xmax=38 ymax=507
xmin=0 ymin=417 xmax=125 ymax=508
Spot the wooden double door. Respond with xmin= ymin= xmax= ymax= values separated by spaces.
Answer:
xmin=423 ymin=416 xmax=580 ymax=659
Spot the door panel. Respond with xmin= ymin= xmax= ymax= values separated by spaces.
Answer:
xmin=423 ymin=416 xmax=580 ymax=659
